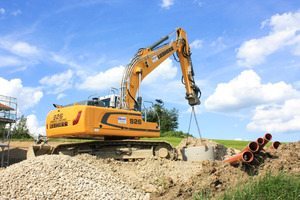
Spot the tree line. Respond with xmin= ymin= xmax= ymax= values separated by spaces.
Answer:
xmin=0 ymin=115 xmax=32 ymax=139
xmin=143 ymin=104 xmax=192 ymax=138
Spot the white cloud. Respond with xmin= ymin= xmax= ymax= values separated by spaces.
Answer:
xmin=11 ymin=9 xmax=21 ymax=16
xmin=142 ymin=58 xmax=178 ymax=84
xmin=193 ymin=0 xmax=203 ymax=7
xmin=51 ymin=53 xmax=81 ymax=69
xmin=190 ymin=39 xmax=203 ymax=49
xmin=77 ymin=65 xmax=125 ymax=91
xmin=0 ymin=56 xmax=22 ymax=67
xmin=247 ymin=99 xmax=300 ymax=133
xmin=27 ymin=114 xmax=45 ymax=138
xmin=39 ymin=69 xmax=73 ymax=94
xmin=0 ymin=38 xmax=82 ymax=70
xmin=57 ymin=93 xmax=67 ymax=100
xmin=205 ymin=70 xmax=300 ymax=112
xmin=205 ymin=70 xmax=300 ymax=133
xmin=211 ymin=36 xmax=226 ymax=48
xmin=183 ymin=106 xmax=202 ymax=114
xmin=294 ymin=81 xmax=300 ymax=89
xmin=234 ymin=138 xmax=242 ymax=141
xmin=11 ymin=41 xmax=39 ymax=57
xmin=0 ymin=77 xmax=43 ymax=111
xmin=0 ymin=39 xmax=41 ymax=69
xmin=0 ymin=39 xmax=40 ymax=58
xmin=0 ymin=8 xmax=5 ymax=15
xmin=160 ymin=0 xmax=174 ymax=9
xmin=237 ymin=11 xmax=300 ymax=67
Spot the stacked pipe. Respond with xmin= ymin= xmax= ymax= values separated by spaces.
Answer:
xmin=258 ymin=133 xmax=272 ymax=151
xmin=269 ymin=141 xmax=281 ymax=149
xmin=223 ymin=133 xmax=281 ymax=166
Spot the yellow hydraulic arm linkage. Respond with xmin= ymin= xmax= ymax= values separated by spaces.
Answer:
xmin=120 ymin=27 xmax=201 ymax=111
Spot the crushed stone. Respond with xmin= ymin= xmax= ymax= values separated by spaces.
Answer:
xmin=0 ymin=155 xmax=148 ymax=199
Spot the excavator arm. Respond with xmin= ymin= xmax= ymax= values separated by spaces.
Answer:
xmin=120 ymin=27 xmax=201 ymax=110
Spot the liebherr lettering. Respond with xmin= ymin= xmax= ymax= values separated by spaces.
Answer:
xmin=157 ymin=46 xmax=174 ymax=59
xmin=50 ymin=121 xmax=68 ymax=129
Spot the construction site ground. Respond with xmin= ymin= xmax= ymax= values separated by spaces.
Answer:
xmin=0 ymin=139 xmax=299 ymax=199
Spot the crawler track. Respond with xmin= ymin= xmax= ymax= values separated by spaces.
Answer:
xmin=30 ymin=140 xmax=178 ymax=160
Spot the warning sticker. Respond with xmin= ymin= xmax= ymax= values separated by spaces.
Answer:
xmin=118 ymin=116 xmax=127 ymax=124
xmin=152 ymin=55 xmax=158 ymax=63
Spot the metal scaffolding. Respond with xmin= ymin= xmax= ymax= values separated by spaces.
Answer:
xmin=0 ymin=95 xmax=17 ymax=167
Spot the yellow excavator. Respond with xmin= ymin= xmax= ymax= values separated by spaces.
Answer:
xmin=27 ymin=27 xmax=201 ymax=160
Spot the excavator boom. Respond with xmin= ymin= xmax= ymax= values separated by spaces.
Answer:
xmin=120 ymin=27 xmax=201 ymax=111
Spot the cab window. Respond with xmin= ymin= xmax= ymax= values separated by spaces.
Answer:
xmin=101 ymin=98 xmax=110 ymax=107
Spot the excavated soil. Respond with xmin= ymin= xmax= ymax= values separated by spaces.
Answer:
xmin=0 ymin=139 xmax=299 ymax=199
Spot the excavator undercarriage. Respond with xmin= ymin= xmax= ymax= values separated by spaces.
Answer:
xmin=27 ymin=140 xmax=177 ymax=160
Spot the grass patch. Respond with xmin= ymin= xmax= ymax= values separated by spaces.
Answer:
xmin=193 ymin=188 xmax=213 ymax=200
xmin=220 ymin=172 xmax=300 ymax=200
xmin=140 ymin=137 xmax=184 ymax=147
xmin=193 ymin=172 xmax=300 ymax=200
xmin=211 ymin=139 xmax=250 ymax=150
xmin=10 ymin=138 xmax=34 ymax=141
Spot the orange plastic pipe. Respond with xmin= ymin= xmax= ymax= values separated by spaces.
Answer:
xmin=240 ymin=141 xmax=259 ymax=154
xmin=256 ymin=137 xmax=263 ymax=147
xmin=269 ymin=141 xmax=281 ymax=149
xmin=255 ymin=137 xmax=264 ymax=150
xmin=259 ymin=133 xmax=272 ymax=151
xmin=222 ymin=151 xmax=254 ymax=165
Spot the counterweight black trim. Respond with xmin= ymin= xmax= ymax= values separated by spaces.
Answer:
xmin=101 ymin=112 xmax=159 ymax=132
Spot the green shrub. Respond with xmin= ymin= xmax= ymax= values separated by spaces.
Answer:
xmin=160 ymin=130 xmax=193 ymax=138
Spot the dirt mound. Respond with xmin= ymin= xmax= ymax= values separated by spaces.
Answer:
xmin=176 ymin=137 xmax=240 ymax=160
xmin=167 ymin=161 xmax=249 ymax=200
xmin=253 ymin=141 xmax=300 ymax=175
xmin=154 ymin=141 xmax=300 ymax=199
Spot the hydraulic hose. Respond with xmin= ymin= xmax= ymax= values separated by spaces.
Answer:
xmin=127 ymin=89 xmax=139 ymax=111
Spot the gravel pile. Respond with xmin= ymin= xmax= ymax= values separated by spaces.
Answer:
xmin=76 ymin=154 xmax=204 ymax=193
xmin=0 ymin=155 xmax=148 ymax=199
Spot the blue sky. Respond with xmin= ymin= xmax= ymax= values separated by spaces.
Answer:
xmin=1 ymin=0 xmax=300 ymax=142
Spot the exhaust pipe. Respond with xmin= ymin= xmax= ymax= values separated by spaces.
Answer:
xmin=259 ymin=133 xmax=272 ymax=151
xmin=269 ymin=141 xmax=281 ymax=149
xmin=222 ymin=151 xmax=254 ymax=166
xmin=240 ymin=141 xmax=259 ymax=154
